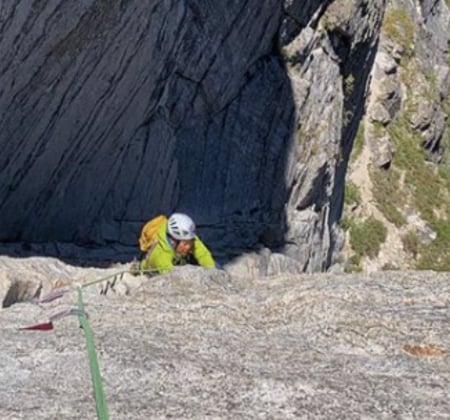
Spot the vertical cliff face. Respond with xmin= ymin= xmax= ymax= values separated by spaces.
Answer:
xmin=0 ymin=1 xmax=449 ymax=271
xmin=0 ymin=0 xmax=292 ymax=256
xmin=344 ymin=0 xmax=450 ymax=272
xmin=279 ymin=0 xmax=386 ymax=271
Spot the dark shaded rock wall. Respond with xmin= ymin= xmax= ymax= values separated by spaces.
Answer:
xmin=0 ymin=0 xmax=292 ymax=256
xmin=1 ymin=1 xmax=449 ymax=271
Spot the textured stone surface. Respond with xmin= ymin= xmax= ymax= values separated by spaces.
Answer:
xmin=0 ymin=0 xmax=291 ymax=255
xmin=1 ymin=256 xmax=450 ymax=419
xmin=1 ymin=1 xmax=449 ymax=273
xmin=0 ymin=0 xmax=384 ymax=271
xmin=342 ymin=0 xmax=450 ymax=271
xmin=376 ymin=0 xmax=450 ymax=162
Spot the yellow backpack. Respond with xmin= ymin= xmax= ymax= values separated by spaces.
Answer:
xmin=139 ymin=214 xmax=167 ymax=252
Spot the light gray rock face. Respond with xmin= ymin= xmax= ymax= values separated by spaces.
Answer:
xmin=0 ymin=257 xmax=449 ymax=419
xmin=369 ymin=0 xmax=450 ymax=163
xmin=0 ymin=1 xmax=449 ymax=273
xmin=368 ymin=51 xmax=402 ymax=127
xmin=280 ymin=0 xmax=386 ymax=271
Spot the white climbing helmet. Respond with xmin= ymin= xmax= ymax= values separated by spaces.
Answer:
xmin=168 ymin=213 xmax=196 ymax=240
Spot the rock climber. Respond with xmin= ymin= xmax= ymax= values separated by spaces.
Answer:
xmin=139 ymin=213 xmax=216 ymax=274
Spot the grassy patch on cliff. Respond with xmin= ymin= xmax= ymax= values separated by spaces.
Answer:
xmin=350 ymin=122 xmax=365 ymax=163
xmin=382 ymin=8 xmax=415 ymax=58
xmin=343 ymin=11 xmax=450 ymax=270
xmin=340 ymin=215 xmax=387 ymax=273
xmin=370 ymin=166 xmax=406 ymax=226
xmin=366 ymin=39 xmax=450 ymax=270
xmin=344 ymin=181 xmax=361 ymax=207
xmin=384 ymin=110 xmax=450 ymax=270
xmin=349 ymin=217 xmax=387 ymax=259
xmin=416 ymin=218 xmax=450 ymax=271
xmin=389 ymin=115 xmax=449 ymax=222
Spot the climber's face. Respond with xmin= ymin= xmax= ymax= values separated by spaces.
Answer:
xmin=176 ymin=239 xmax=194 ymax=256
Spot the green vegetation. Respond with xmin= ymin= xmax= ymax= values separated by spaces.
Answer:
xmin=339 ymin=215 xmax=352 ymax=231
xmin=382 ymin=8 xmax=415 ymax=58
xmin=349 ymin=217 xmax=387 ymax=259
xmin=344 ymin=181 xmax=361 ymax=207
xmin=388 ymin=115 xmax=448 ymax=222
xmin=402 ymin=65 xmax=439 ymax=113
xmin=379 ymin=87 xmax=450 ymax=270
xmin=401 ymin=229 xmax=420 ymax=258
xmin=370 ymin=167 xmax=406 ymax=226
xmin=344 ymin=74 xmax=355 ymax=97
xmin=416 ymin=221 xmax=450 ymax=271
xmin=345 ymin=254 xmax=363 ymax=273
xmin=350 ymin=121 xmax=365 ymax=163
xmin=372 ymin=121 xmax=386 ymax=139
xmin=442 ymin=70 xmax=450 ymax=168
xmin=342 ymin=17 xmax=450 ymax=271
xmin=343 ymin=109 xmax=354 ymax=127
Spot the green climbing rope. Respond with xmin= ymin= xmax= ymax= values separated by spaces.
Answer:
xmin=75 ymin=266 xmax=160 ymax=419
xmin=76 ymin=286 xmax=109 ymax=420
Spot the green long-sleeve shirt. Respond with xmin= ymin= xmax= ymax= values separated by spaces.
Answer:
xmin=140 ymin=221 xmax=215 ymax=274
